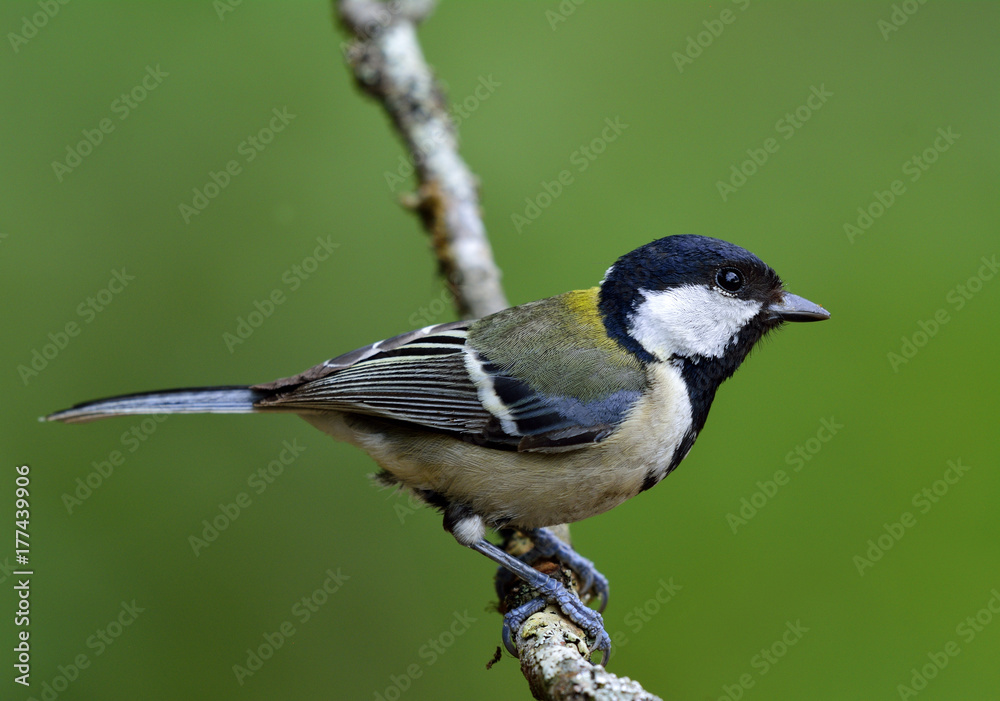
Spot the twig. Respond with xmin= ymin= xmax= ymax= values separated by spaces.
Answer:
xmin=334 ymin=3 xmax=661 ymax=698
xmin=337 ymin=0 xmax=507 ymax=319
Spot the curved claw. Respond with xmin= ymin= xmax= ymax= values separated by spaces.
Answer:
xmin=590 ymin=630 xmax=611 ymax=666
xmin=577 ymin=568 xmax=594 ymax=599
xmin=591 ymin=571 xmax=610 ymax=613
xmin=502 ymin=597 xmax=547 ymax=657
xmin=502 ymin=621 xmax=516 ymax=657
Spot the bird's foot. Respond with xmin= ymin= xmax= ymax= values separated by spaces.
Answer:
xmin=501 ymin=577 xmax=611 ymax=665
xmin=523 ymin=527 xmax=609 ymax=612
xmin=470 ymin=537 xmax=611 ymax=665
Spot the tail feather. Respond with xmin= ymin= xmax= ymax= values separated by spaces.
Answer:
xmin=45 ymin=386 xmax=272 ymax=424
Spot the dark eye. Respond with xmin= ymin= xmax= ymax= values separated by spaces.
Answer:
xmin=716 ymin=268 xmax=743 ymax=293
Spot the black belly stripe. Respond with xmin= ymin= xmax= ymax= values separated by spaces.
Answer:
xmin=639 ymin=428 xmax=699 ymax=494
xmin=639 ymin=469 xmax=661 ymax=494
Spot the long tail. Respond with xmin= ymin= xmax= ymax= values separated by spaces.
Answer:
xmin=45 ymin=386 xmax=274 ymax=424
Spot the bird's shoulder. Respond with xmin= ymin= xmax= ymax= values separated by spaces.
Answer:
xmin=468 ymin=287 xmax=648 ymax=401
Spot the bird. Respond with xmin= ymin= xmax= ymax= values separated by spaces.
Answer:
xmin=47 ymin=234 xmax=829 ymax=664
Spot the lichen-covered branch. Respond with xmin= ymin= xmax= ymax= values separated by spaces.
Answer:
xmin=337 ymin=0 xmax=507 ymax=319
xmin=515 ymin=611 xmax=662 ymax=701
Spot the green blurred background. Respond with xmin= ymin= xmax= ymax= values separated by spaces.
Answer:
xmin=2 ymin=2 xmax=998 ymax=699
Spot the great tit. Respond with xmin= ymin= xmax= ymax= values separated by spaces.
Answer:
xmin=48 ymin=234 xmax=829 ymax=664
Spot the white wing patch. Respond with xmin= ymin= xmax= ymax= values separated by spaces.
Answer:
xmin=629 ymin=285 xmax=761 ymax=360
xmin=463 ymin=348 xmax=519 ymax=435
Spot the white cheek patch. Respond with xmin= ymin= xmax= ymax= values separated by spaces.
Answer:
xmin=629 ymin=285 xmax=762 ymax=360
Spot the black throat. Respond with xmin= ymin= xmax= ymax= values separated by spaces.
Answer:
xmin=672 ymin=322 xmax=770 ymax=435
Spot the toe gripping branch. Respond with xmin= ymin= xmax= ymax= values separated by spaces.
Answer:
xmin=472 ymin=527 xmax=611 ymax=665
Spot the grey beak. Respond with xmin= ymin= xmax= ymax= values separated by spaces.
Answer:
xmin=769 ymin=292 xmax=830 ymax=322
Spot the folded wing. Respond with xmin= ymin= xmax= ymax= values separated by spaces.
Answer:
xmin=254 ymin=297 xmax=647 ymax=451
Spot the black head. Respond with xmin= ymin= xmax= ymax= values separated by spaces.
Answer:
xmin=598 ymin=235 xmax=828 ymax=367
